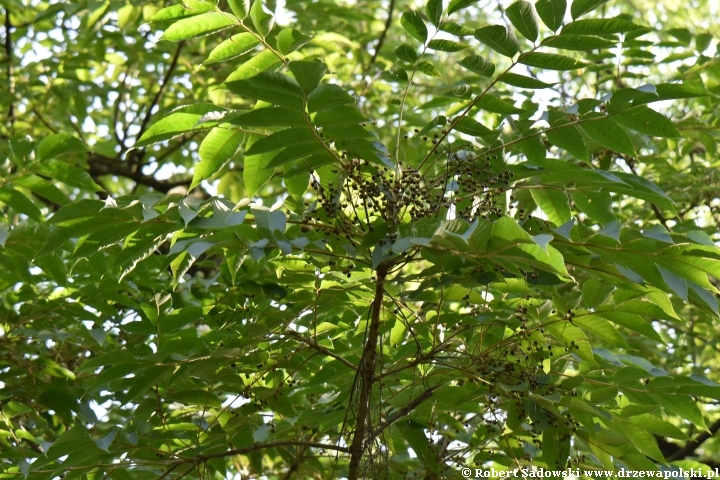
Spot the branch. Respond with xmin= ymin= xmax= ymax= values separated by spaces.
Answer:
xmin=87 ymin=154 xmax=191 ymax=193
xmin=369 ymin=0 xmax=395 ymax=65
xmin=4 ymin=7 xmax=14 ymax=130
xmin=657 ymin=418 xmax=720 ymax=463
xmin=169 ymin=441 xmax=348 ymax=465
xmin=287 ymin=330 xmax=358 ymax=371
xmin=136 ymin=42 xmax=184 ymax=144
xmin=369 ymin=385 xmax=439 ymax=442
xmin=623 ymin=156 xmax=670 ymax=229
xmin=113 ymin=67 xmax=133 ymax=149
xmin=348 ymin=262 xmax=389 ymax=480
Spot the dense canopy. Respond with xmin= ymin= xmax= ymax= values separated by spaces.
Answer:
xmin=1 ymin=0 xmax=720 ymax=479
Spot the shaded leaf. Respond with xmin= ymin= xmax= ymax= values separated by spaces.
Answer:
xmin=288 ymin=60 xmax=327 ymax=94
xmin=276 ymin=28 xmax=313 ymax=55
xmin=579 ymin=115 xmax=636 ymax=156
xmin=401 ymin=11 xmax=428 ymax=43
xmin=458 ymin=55 xmax=495 ymax=77
xmin=535 ymin=0 xmax=566 ymax=32
xmin=474 ymin=25 xmax=519 ymax=57
xmin=36 ymin=133 xmax=88 ymax=161
xmin=562 ymin=17 xmax=647 ymax=35
xmin=499 ymin=72 xmax=555 ymax=89
xmin=427 ymin=39 xmax=469 ymax=52
xmin=613 ymin=105 xmax=681 ymax=138
xmin=570 ymin=0 xmax=609 ymax=19
xmin=447 ymin=0 xmax=480 ymax=15
xmin=417 ymin=61 xmax=442 ymax=78
xmin=505 ymin=1 xmax=539 ymax=42
xmin=425 ymin=0 xmax=443 ymax=26
xmin=518 ymin=52 xmax=589 ymax=70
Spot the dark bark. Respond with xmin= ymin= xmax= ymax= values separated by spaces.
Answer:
xmin=656 ymin=418 xmax=720 ymax=465
xmin=369 ymin=0 xmax=395 ymax=65
xmin=87 ymin=154 xmax=193 ymax=193
xmin=348 ymin=262 xmax=388 ymax=480
xmin=4 ymin=7 xmax=14 ymax=130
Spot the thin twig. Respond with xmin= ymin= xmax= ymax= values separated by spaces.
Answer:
xmin=369 ymin=0 xmax=396 ymax=65
xmin=136 ymin=42 xmax=184 ymax=142
xmin=4 ymin=7 xmax=14 ymax=130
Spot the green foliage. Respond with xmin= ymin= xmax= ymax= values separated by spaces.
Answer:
xmin=1 ymin=0 xmax=720 ymax=479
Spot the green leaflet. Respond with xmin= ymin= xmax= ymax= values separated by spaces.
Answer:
xmin=204 ymin=33 xmax=260 ymax=64
xmin=162 ymin=12 xmax=236 ymax=41
xmin=395 ymin=44 xmax=418 ymax=63
xmin=265 ymin=144 xmax=326 ymax=168
xmin=250 ymin=0 xmax=274 ymax=37
xmin=579 ymin=115 xmax=636 ymax=157
xmin=425 ymin=0 xmax=443 ymax=26
xmin=542 ymin=34 xmax=618 ymax=50
xmin=474 ymin=25 xmax=519 ymax=57
xmin=505 ymin=1 xmax=539 ymax=42
xmin=518 ymin=52 xmax=589 ymax=70
xmin=192 ymin=128 xmax=244 ymax=190
xmin=227 ymin=0 xmax=250 ymax=19
xmin=570 ymin=0 xmax=609 ymax=19
xmin=611 ymin=420 xmax=666 ymax=462
xmin=288 ymin=60 xmax=327 ymax=94
xmin=307 ymin=84 xmax=355 ymax=112
xmin=458 ymin=55 xmax=495 ymax=77
xmin=447 ymin=0 xmax=480 ymax=14
xmin=572 ymin=190 xmax=615 ymax=223
xmin=590 ymin=385 xmax=619 ymax=403
xmin=632 ymin=83 xmax=712 ymax=105
xmin=631 ymin=414 xmax=689 ymax=440
xmin=440 ymin=22 xmax=475 ymax=36
xmin=224 ymin=50 xmax=283 ymax=82
xmin=401 ymin=11 xmax=428 ymax=43
xmin=574 ymin=315 xmax=628 ymax=348
xmin=314 ymin=106 xmax=368 ymax=127
xmin=243 ymin=134 xmax=275 ymax=196
xmin=545 ymin=123 xmax=589 ymax=162
xmin=453 ymin=117 xmax=494 ymax=137
xmin=515 ymin=134 xmax=546 ymax=161
xmin=426 ymin=39 xmax=469 ymax=52
xmin=135 ymin=103 xmax=222 ymax=148
xmin=594 ymin=310 xmax=665 ymax=344
xmin=475 ymin=94 xmax=526 ymax=114
xmin=276 ymin=28 xmax=313 ymax=55
xmin=146 ymin=5 xmax=202 ymax=23
xmin=529 ymin=187 xmax=571 ymax=226
xmin=0 ymin=187 xmax=43 ymax=222
xmin=613 ymin=105 xmax=681 ymax=138
xmin=226 ymin=73 xmax=304 ymax=109
xmin=229 ymin=106 xmax=306 ymax=127
xmin=546 ymin=321 xmax=594 ymax=362
xmin=499 ymin=73 xmax=555 ymax=89
xmin=36 ymin=159 xmax=104 ymax=192
xmin=417 ymin=61 xmax=442 ymax=78
xmin=36 ymin=133 xmax=88 ymax=161
xmin=562 ymin=17 xmax=647 ymax=35
xmin=245 ymin=127 xmax=316 ymax=156
xmin=13 ymin=174 xmax=69 ymax=206
xmin=396 ymin=421 xmax=440 ymax=474
xmin=535 ymin=0 xmax=566 ymax=31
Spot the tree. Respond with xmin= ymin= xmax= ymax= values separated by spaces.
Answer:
xmin=1 ymin=0 xmax=720 ymax=478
